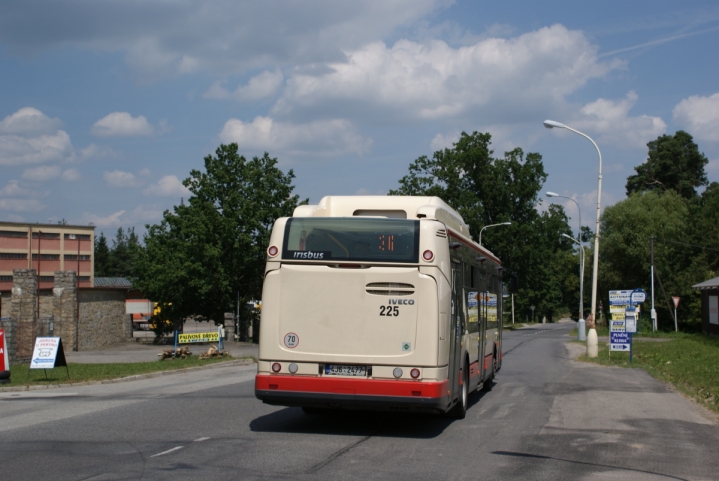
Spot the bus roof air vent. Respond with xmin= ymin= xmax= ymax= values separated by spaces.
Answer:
xmin=436 ymin=229 xmax=447 ymax=238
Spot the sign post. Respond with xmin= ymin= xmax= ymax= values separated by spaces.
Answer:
xmin=672 ymin=296 xmax=680 ymax=332
xmin=28 ymin=337 xmax=69 ymax=381
xmin=0 ymin=329 xmax=10 ymax=384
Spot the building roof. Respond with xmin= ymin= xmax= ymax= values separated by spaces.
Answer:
xmin=0 ymin=220 xmax=95 ymax=231
xmin=692 ymin=276 xmax=719 ymax=290
xmin=94 ymin=277 xmax=132 ymax=288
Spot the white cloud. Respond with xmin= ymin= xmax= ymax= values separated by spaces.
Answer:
xmin=0 ymin=107 xmax=74 ymax=166
xmin=673 ymin=92 xmax=719 ymax=142
xmin=0 ymin=198 xmax=45 ymax=212
xmin=61 ymin=168 xmax=81 ymax=181
xmin=572 ymin=91 xmax=666 ymax=149
xmin=143 ymin=175 xmax=191 ymax=197
xmin=84 ymin=210 xmax=126 ymax=227
xmin=204 ymin=69 xmax=284 ymax=101
xmin=0 ymin=107 xmax=62 ymax=135
xmin=219 ymin=116 xmax=372 ymax=157
xmin=91 ymin=112 xmax=156 ymax=137
xmin=0 ymin=180 xmax=26 ymax=197
xmin=430 ymin=132 xmax=460 ymax=151
xmin=103 ymin=170 xmax=145 ymax=188
xmin=0 ymin=1 xmax=444 ymax=82
xmin=273 ymin=25 xmax=620 ymax=123
xmin=21 ymin=165 xmax=62 ymax=181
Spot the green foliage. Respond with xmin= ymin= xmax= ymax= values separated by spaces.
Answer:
xmin=93 ymin=228 xmax=143 ymax=278
xmin=390 ymin=131 xmax=574 ymax=320
xmin=626 ymin=131 xmax=708 ymax=199
xmin=94 ymin=232 xmax=111 ymax=277
xmin=133 ymin=144 xmax=304 ymax=336
xmin=599 ymin=190 xmax=713 ymax=329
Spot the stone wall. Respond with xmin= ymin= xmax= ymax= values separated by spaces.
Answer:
xmin=78 ymin=288 xmax=131 ymax=351
xmin=11 ymin=270 xmax=37 ymax=360
xmin=1 ymin=291 xmax=10 ymax=318
xmin=3 ymin=270 xmax=131 ymax=362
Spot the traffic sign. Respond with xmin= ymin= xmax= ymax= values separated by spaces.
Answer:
xmin=610 ymin=319 xmax=626 ymax=332
xmin=610 ymin=332 xmax=631 ymax=352
xmin=672 ymin=296 xmax=680 ymax=308
xmin=630 ymin=288 xmax=647 ymax=305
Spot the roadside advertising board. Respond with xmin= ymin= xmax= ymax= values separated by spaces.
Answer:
xmin=625 ymin=307 xmax=638 ymax=334
xmin=0 ymin=329 xmax=9 ymax=372
xmin=30 ymin=337 xmax=68 ymax=369
xmin=178 ymin=332 xmax=220 ymax=344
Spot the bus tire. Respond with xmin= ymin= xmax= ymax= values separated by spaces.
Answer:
xmin=483 ymin=354 xmax=496 ymax=392
xmin=450 ymin=364 xmax=468 ymax=419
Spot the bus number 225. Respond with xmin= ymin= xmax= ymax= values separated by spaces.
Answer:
xmin=379 ymin=306 xmax=399 ymax=316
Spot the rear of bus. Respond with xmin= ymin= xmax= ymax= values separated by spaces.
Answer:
xmin=254 ymin=212 xmax=454 ymax=413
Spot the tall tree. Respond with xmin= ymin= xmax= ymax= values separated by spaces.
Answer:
xmin=94 ymin=232 xmax=111 ymax=277
xmin=134 ymin=144 xmax=304 ymax=335
xmin=599 ymin=190 xmax=709 ymax=330
xmin=390 ymin=131 xmax=574 ymax=320
xmin=626 ymin=131 xmax=709 ymax=199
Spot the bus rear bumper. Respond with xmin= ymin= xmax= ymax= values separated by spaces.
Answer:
xmin=255 ymin=374 xmax=451 ymax=412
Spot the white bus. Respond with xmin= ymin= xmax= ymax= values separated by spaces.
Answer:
xmin=255 ymin=196 xmax=504 ymax=418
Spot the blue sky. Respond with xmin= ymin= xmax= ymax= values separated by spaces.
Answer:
xmin=1 ymin=0 xmax=718 ymax=239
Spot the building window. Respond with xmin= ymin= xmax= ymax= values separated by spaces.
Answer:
xmin=0 ymin=276 xmax=12 ymax=282
xmin=0 ymin=253 xmax=27 ymax=259
xmin=32 ymin=232 xmax=60 ymax=239
xmin=32 ymin=254 xmax=60 ymax=260
xmin=64 ymin=254 xmax=91 ymax=260
xmin=0 ymin=230 xmax=28 ymax=238
xmin=78 ymin=276 xmax=90 ymax=282
xmin=39 ymin=276 xmax=54 ymax=282
xmin=64 ymin=234 xmax=91 ymax=240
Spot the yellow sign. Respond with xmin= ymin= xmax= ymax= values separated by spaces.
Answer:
xmin=178 ymin=332 xmax=219 ymax=343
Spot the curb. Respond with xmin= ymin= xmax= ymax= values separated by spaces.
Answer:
xmin=0 ymin=358 xmax=256 ymax=393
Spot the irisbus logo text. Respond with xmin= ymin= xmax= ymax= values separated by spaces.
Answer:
xmin=390 ymin=299 xmax=415 ymax=305
xmin=292 ymin=251 xmax=325 ymax=259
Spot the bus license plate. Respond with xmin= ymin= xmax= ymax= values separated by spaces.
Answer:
xmin=325 ymin=365 xmax=366 ymax=376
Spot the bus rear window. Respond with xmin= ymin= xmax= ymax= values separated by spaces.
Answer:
xmin=282 ymin=218 xmax=419 ymax=263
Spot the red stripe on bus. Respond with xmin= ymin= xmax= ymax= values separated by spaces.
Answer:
xmin=255 ymin=375 xmax=450 ymax=399
xmin=468 ymin=361 xmax=480 ymax=380
xmin=483 ymin=353 xmax=493 ymax=370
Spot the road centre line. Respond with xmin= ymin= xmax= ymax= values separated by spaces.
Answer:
xmin=151 ymin=446 xmax=184 ymax=458
xmin=194 ymin=437 xmax=210 ymax=442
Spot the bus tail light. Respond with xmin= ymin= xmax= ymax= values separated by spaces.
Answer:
xmin=267 ymin=246 xmax=279 ymax=257
xmin=271 ymin=362 xmax=281 ymax=373
xmin=410 ymin=368 xmax=420 ymax=379
xmin=393 ymin=367 xmax=403 ymax=378
xmin=422 ymin=250 xmax=434 ymax=261
xmin=288 ymin=363 xmax=298 ymax=374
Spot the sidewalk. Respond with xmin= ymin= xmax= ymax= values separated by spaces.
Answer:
xmin=65 ymin=340 xmax=258 ymax=364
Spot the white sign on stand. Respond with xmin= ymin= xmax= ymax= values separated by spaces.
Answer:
xmin=30 ymin=337 xmax=67 ymax=369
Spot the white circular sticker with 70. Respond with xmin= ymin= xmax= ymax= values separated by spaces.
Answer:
xmin=284 ymin=332 xmax=299 ymax=348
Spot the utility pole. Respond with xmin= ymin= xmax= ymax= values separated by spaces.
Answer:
xmin=650 ymin=236 xmax=656 ymax=332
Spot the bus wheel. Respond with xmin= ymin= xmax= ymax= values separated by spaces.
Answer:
xmin=483 ymin=355 xmax=496 ymax=392
xmin=451 ymin=364 xmax=468 ymax=419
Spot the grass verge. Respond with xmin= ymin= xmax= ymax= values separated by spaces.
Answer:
xmin=3 ymin=355 xmax=250 ymax=388
xmin=576 ymin=333 xmax=719 ymax=415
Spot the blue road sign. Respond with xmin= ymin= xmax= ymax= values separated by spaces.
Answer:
xmin=610 ymin=332 xmax=631 ymax=352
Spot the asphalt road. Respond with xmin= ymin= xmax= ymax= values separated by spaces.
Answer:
xmin=2 ymin=323 xmax=717 ymax=480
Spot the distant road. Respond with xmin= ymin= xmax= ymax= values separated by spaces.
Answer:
xmin=2 ymin=323 xmax=717 ymax=480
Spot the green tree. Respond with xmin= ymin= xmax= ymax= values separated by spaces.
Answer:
xmin=390 ymin=131 xmax=574 ymax=321
xmin=626 ymin=131 xmax=709 ymax=199
xmin=94 ymin=232 xmax=111 ymax=277
xmin=599 ymin=190 xmax=709 ymax=330
xmin=134 ymin=144 xmax=304 ymax=337
xmin=107 ymin=227 xmax=142 ymax=277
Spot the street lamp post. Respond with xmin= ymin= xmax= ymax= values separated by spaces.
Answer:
xmin=544 ymin=119 xmax=602 ymax=358
xmin=562 ymin=233 xmax=586 ymax=340
xmin=547 ymin=192 xmax=584 ymax=321
xmin=478 ymin=222 xmax=511 ymax=247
